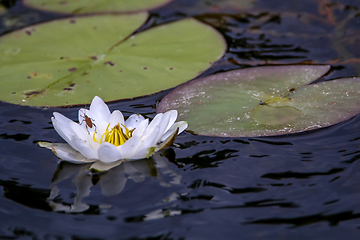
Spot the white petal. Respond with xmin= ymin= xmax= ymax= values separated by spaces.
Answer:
xmin=129 ymin=146 xmax=156 ymax=160
xmin=153 ymin=111 xmax=175 ymax=144
xmin=109 ymin=110 xmax=125 ymax=129
xmin=97 ymin=142 xmax=122 ymax=163
xmin=176 ymin=121 xmax=188 ymax=134
xmin=89 ymin=96 xmax=111 ymax=124
xmin=155 ymin=127 xmax=178 ymax=151
xmin=159 ymin=112 xmax=171 ymax=134
xmin=52 ymin=117 xmax=78 ymax=150
xmin=53 ymin=112 xmax=74 ymax=126
xmin=142 ymin=124 xmax=160 ymax=145
xmin=117 ymin=136 xmax=142 ymax=159
xmin=90 ymin=160 xmax=124 ymax=172
xmin=70 ymin=121 xmax=100 ymax=151
xmin=56 ymin=144 xmax=95 ymax=163
xmin=38 ymin=141 xmax=56 ymax=150
xmin=132 ymin=119 xmax=149 ymax=137
xmin=142 ymin=114 xmax=162 ymax=140
xmin=160 ymin=121 xmax=188 ymax=142
xmin=71 ymin=137 xmax=98 ymax=159
xmin=50 ymin=144 xmax=85 ymax=163
xmin=130 ymin=125 xmax=160 ymax=159
xmin=69 ymin=121 xmax=90 ymax=142
xmin=163 ymin=110 xmax=178 ymax=134
xmin=125 ymin=114 xmax=146 ymax=130
xmin=38 ymin=142 xmax=95 ymax=163
xmin=148 ymin=113 xmax=163 ymax=130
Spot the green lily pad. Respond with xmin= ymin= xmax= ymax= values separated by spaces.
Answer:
xmin=0 ymin=14 xmax=226 ymax=106
xmin=157 ymin=65 xmax=360 ymax=137
xmin=23 ymin=0 xmax=172 ymax=14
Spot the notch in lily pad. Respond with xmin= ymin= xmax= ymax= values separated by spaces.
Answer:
xmin=157 ymin=65 xmax=360 ymax=137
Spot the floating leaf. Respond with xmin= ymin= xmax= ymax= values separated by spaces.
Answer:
xmin=251 ymin=105 xmax=301 ymax=126
xmin=0 ymin=14 xmax=226 ymax=106
xmin=23 ymin=0 xmax=172 ymax=14
xmin=157 ymin=65 xmax=360 ymax=137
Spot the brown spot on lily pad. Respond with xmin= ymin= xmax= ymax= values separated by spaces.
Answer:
xmin=68 ymin=67 xmax=76 ymax=72
xmin=91 ymin=56 xmax=97 ymax=60
xmin=69 ymin=83 xmax=75 ymax=87
xmin=24 ymin=91 xmax=42 ymax=97
xmin=63 ymin=88 xmax=72 ymax=91
xmin=70 ymin=19 xmax=76 ymax=24
xmin=104 ymin=61 xmax=114 ymax=66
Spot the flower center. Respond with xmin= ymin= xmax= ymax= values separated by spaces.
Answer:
xmin=99 ymin=123 xmax=133 ymax=147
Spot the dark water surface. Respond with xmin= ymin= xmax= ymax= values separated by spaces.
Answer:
xmin=1 ymin=0 xmax=360 ymax=239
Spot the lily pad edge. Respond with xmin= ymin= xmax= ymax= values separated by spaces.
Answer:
xmin=22 ymin=0 xmax=174 ymax=15
xmin=157 ymin=65 xmax=360 ymax=138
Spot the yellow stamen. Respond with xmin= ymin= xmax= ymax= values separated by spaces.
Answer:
xmin=93 ymin=131 xmax=98 ymax=142
xmin=98 ymin=123 xmax=133 ymax=147
xmin=99 ymin=123 xmax=111 ymax=144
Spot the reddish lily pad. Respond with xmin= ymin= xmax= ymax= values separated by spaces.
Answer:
xmin=157 ymin=65 xmax=360 ymax=137
xmin=0 ymin=14 xmax=226 ymax=106
xmin=23 ymin=0 xmax=172 ymax=14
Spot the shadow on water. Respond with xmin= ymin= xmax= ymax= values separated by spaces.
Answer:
xmin=2 ymin=0 xmax=360 ymax=239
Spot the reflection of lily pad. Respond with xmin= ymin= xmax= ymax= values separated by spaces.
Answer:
xmin=177 ymin=0 xmax=256 ymax=15
xmin=197 ymin=0 xmax=256 ymax=10
xmin=157 ymin=65 xmax=360 ymax=137
xmin=23 ymin=0 xmax=172 ymax=14
xmin=0 ymin=4 xmax=6 ymax=15
xmin=0 ymin=14 xmax=226 ymax=106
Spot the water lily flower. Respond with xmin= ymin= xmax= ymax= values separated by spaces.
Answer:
xmin=39 ymin=96 xmax=187 ymax=171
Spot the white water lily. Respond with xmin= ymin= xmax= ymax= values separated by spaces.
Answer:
xmin=39 ymin=96 xmax=187 ymax=171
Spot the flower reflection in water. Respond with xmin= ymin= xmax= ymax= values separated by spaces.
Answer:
xmin=47 ymin=151 xmax=182 ymax=214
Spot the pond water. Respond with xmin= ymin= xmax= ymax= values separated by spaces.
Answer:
xmin=1 ymin=0 xmax=360 ymax=239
